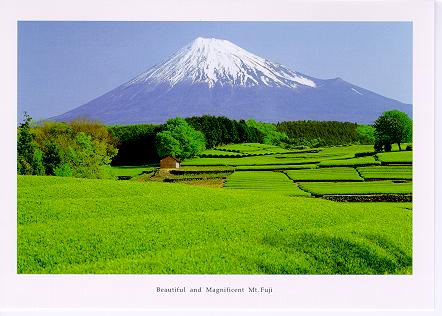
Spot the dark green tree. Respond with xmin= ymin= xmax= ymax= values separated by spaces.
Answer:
xmin=156 ymin=117 xmax=206 ymax=159
xmin=108 ymin=124 xmax=160 ymax=165
xmin=42 ymin=141 xmax=62 ymax=175
xmin=236 ymin=119 xmax=250 ymax=143
xmin=373 ymin=110 xmax=412 ymax=151
xmin=17 ymin=112 xmax=44 ymax=175
xmin=276 ymin=120 xmax=365 ymax=146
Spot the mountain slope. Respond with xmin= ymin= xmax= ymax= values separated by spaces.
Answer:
xmin=50 ymin=37 xmax=412 ymax=125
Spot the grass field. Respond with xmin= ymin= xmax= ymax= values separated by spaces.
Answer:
xmin=235 ymin=164 xmax=317 ymax=171
xmin=17 ymin=143 xmax=414 ymax=274
xmin=357 ymin=166 xmax=412 ymax=180
xmin=318 ymin=156 xmax=381 ymax=167
xmin=299 ymin=181 xmax=412 ymax=196
xmin=198 ymin=149 xmax=244 ymax=157
xmin=185 ymin=145 xmax=376 ymax=166
xmin=18 ymin=175 xmax=412 ymax=274
xmin=182 ymin=155 xmax=321 ymax=166
xmin=107 ymin=165 xmax=156 ymax=178
xmin=224 ymin=171 xmax=310 ymax=196
xmin=286 ymin=167 xmax=363 ymax=182
xmin=376 ymin=151 xmax=413 ymax=164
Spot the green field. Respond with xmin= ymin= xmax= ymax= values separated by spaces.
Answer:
xmin=185 ymin=145 xmax=377 ymax=167
xmin=18 ymin=175 xmax=412 ymax=274
xmin=300 ymin=181 xmax=412 ymax=196
xmin=318 ymin=156 xmax=381 ymax=167
xmin=376 ymin=151 xmax=413 ymax=164
xmin=182 ymin=156 xmax=321 ymax=166
xmin=286 ymin=167 xmax=363 ymax=182
xmin=224 ymin=171 xmax=310 ymax=196
xmin=17 ymin=143 xmax=414 ymax=274
xmin=199 ymin=143 xmax=298 ymax=157
xmin=107 ymin=165 xmax=156 ymax=178
xmin=235 ymin=164 xmax=317 ymax=171
xmin=357 ymin=166 xmax=412 ymax=180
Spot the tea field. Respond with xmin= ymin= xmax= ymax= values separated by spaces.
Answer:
xmin=376 ymin=151 xmax=413 ymax=164
xmin=17 ymin=144 xmax=413 ymax=274
xmin=357 ymin=166 xmax=413 ymax=180
xmin=285 ymin=167 xmax=363 ymax=182
xmin=223 ymin=171 xmax=310 ymax=196
xmin=18 ymin=175 xmax=411 ymax=274
xmin=299 ymin=181 xmax=412 ymax=196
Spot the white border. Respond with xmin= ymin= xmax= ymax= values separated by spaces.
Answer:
xmin=0 ymin=0 xmax=435 ymax=312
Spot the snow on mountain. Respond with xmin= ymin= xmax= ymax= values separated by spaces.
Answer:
xmin=49 ymin=37 xmax=412 ymax=125
xmin=125 ymin=37 xmax=317 ymax=89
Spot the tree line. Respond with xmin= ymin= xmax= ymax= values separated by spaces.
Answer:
xmin=276 ymin=120 xmax=375 ymax=147
xmin=17 ymin=111 xmax=412 ymax=176
xmin=17 ymin=113 xmax=118 ymax=178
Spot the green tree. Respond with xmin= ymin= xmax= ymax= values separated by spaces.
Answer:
xmin=156 ymin=117 xmax=206 ymax=159
xmin=356 ymin=124 xmax=375 ymax=144
xmin=42 ymin=141 xmax=63 ymax=175
xmin=34 ymin=120 xmax=118 ymax=178
xmin=373 ymin=110 xmax=412 ymax=151
xmin=17 ymin=112 xmax=45 ymax=175
xmin=246 ymin=119 xmax=288 ymax=145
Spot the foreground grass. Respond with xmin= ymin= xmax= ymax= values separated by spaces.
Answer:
xmin=18 ymin=175 xmax=411 ymax=274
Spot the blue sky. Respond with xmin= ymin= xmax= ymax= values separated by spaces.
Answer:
xmin=17 ymin=21 xmax=412 ymax=122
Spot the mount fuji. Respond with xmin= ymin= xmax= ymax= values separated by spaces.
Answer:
xmin=50 ymin=37 xmax=412 ymax=125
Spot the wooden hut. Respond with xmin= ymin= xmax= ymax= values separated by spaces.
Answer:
xmin=160 ymin=156 xmax=181 ymax=169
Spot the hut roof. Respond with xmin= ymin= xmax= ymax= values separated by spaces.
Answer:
xmin=161 ymin=156 xmax=181 ymax=163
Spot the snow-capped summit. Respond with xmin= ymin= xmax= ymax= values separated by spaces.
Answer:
xmin=50 ymin=37 xmax=412 ymax=125
xmin=126 ymin=37 xmax=317 ymax=88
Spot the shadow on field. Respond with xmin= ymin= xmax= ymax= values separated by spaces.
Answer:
xmin=258 ymin=232 xmax=412 ymax=274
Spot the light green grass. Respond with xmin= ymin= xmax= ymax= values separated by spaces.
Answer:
xmin=357 ymin=166 xmax=412 ymax=180
xmin=108 ymin=165 xmax=156 ymax=178
xmin=318 ymin=156 xmax=381 ymax=167
xmin=300 ymin=181 xmax=412 ymax=196
xmin=18 ymin=175 xmax=411 ymax=274
xmin=185 ymin=145 xmax=381 ymax=167
xmin=224 ymin=171 xmax=310 ymax=196
xmin=236 ymin=164 xmax=317 ymax=171
xmin=178 ymin=166 xmax=235 ymax=171
xmin=183 ymin=155 xmax=320 ymax=166
xmin=199 ymin=149 xmax=244 ymax=157
xmin=286 ymin=167 xmax=363 ymax=182
xmin=165 ymin=172 xmax=230 ymax=180
xmin=376 ymin=151 xmax=413 ymax=164
xmin=312 ymin=145 xmax=375 ymax=160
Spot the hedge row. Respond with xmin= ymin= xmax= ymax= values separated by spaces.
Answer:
xmin=321 ymin=194 xmax=412 ymax=202
xmin=170 ymin=169 xmax=234 ymax=175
